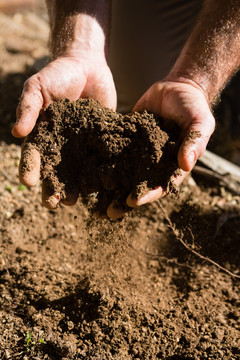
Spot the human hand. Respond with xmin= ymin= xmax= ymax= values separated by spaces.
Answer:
xmin=12 ymin=56 xmax=117 ymax=209
xmin=107 ymin=79 xmax=215 ymax=219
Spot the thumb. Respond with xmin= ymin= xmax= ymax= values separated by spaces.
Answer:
xmin=12 ymin=76 xmax=43 ymax=138
xmin=178 ymin=112 xmax=215 ymax=172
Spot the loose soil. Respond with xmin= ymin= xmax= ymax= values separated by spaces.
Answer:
xmin=23 ymin=98 xmax=180 ymax=214
xmin=0 ymin=2 xmax=240 ymax=360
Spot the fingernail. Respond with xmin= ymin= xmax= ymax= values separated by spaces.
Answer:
xmin=107 ymin=203 xmax=125 ymax=219
xmin=189 ymin=151 xmax=196 ymax=168
xmin=126 ymin=193 xmax=138 ymax=208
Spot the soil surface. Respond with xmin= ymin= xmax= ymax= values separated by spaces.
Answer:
xmin=24 ymin=98 xmax=180 ymax=213
xmin=0 ymin=2 xmax=240 ymax=360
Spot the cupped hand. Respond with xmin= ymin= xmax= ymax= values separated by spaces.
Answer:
xmin=107 ymin=79 xmax=215 ymax=219
xmin=12 ymin=56 xmax=117 ymax=209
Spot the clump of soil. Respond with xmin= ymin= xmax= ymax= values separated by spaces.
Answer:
xmin=23 ymin=98 xmax=181 ymax=213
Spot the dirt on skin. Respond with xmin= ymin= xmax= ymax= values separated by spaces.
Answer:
xmin=0 ymin=2 xmax=240 ymax=360
xmin=22 ymin=98 xmax=181 ymax=214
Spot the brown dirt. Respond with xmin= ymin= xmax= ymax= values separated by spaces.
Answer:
xmin=23 ymin=98 xmax=181 ymax=214
xmin=0 ymin=2 xmax=240 ymax=360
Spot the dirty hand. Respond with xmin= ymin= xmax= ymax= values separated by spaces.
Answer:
xmin=107 ymin=79 xmax=215 ymax=219
xmin=12 ymin=56 xmax=116 ymax=208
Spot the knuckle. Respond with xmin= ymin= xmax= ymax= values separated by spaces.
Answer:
xmin=23 ymin=74 xmax=42 ymax=92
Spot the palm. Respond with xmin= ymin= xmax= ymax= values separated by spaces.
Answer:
xmin=13 ymin=56 xmax=116 ymax=138
xmin=133 ymin=80 xmax=215 ymax=171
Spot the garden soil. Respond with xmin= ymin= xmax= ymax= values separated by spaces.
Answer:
xmin=0 ymin=2 xmax=239 ymax=359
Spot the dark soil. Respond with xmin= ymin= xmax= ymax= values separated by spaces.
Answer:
xmin=23 ymin=98 xmax=180 ymax=213
xmin=0 ymin=2 xmax=239 ymax=360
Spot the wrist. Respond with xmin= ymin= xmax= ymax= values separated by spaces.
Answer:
xmin=164 ymin=66 xmax=211 ymax=104
xmin=165 ymin=0 xmax=240 ymax=106
xmin=51 ymin=43 xmax=107 ymax=62
xmin=49 ymin=13 xmax=107 ymax=60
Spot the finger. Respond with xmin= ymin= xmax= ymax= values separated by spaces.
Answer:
xmin=172 ymin=169 xmax=189 ymax=187
xmin=178 ymin=116 xmax=215 ymax=172
xmin=42 ymin=179 xmax=61 ymax=210
xmin=127 ymin=187 xmax=164 ymax=208
xmin=95 ymin=83 xmax=117 ymax=111
xmin=132 ymin=90 xmax=151 ymax=114
xmin=19 ymin=143 xmax=40 ymax=187
xmin=132 ymin=83 xmax=161 ymax=114
xmin=107 ymin=203 xmax=125 ymax=220
xmin=85 ymin=69 xmax=117 ymax=110
xmin=127 ymin=169 xmax=188 ymax=208
xmin=61 ymin=190 xmax=79 ymax=206
xmin=12 ymin=75 xmax=44 ymax=138
xmin=93 ymin=211 xmax=108 ymax=219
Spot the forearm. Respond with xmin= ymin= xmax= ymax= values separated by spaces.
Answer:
xmin=45 ymin=0 xmax=111 ymax=59
xmin=167 ymin=0 xmax=240 ymax=104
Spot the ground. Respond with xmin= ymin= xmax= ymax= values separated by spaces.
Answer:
xmin=0 ymin=2 xmax=239 ymax=359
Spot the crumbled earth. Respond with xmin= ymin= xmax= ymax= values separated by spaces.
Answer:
xmin=23 ymin=98 xmax=181 ymax=213
xmin=0 ymin=2 xmax=240 ymax=360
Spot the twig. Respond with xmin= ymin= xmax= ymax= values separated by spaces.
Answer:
xmin=193 ymin=165 xmax=240 ymax=195
xmin=199 ymin=149 xmax=240 ymax=180
xmin=129 ymin=244 xmax=193 ymax=269
xmin=157 ymin=200 xmax=240 ymax=279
